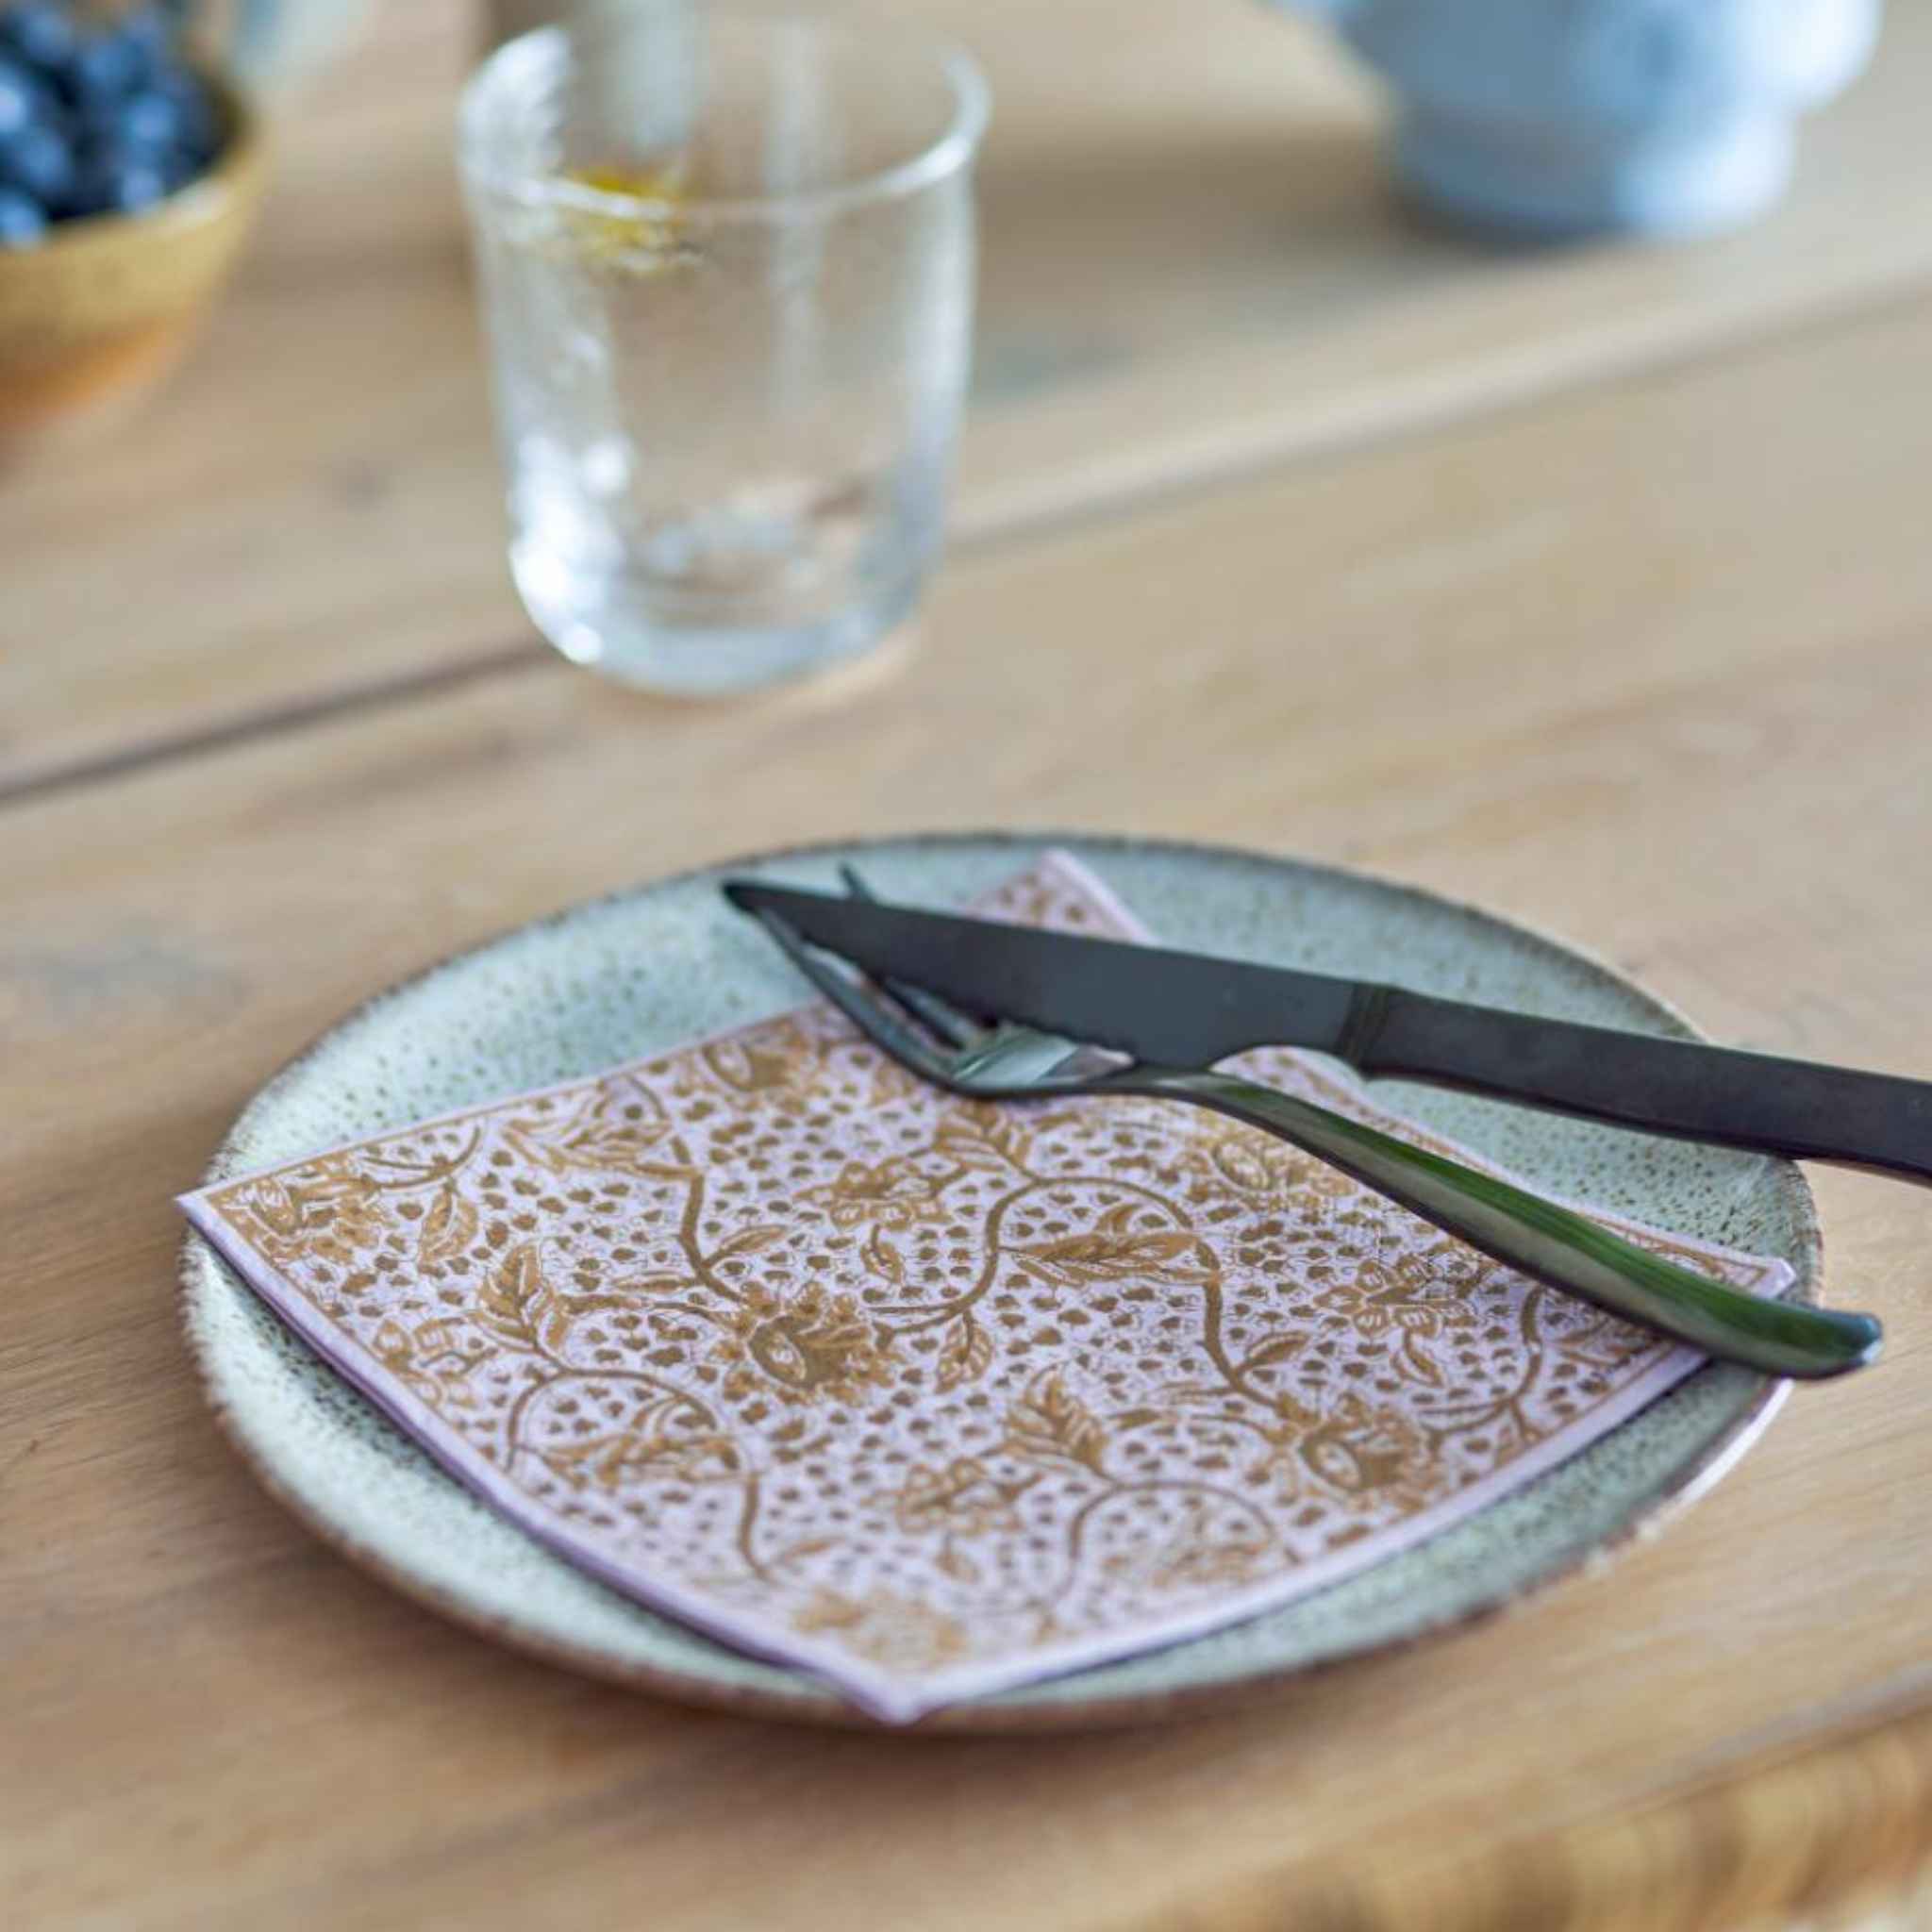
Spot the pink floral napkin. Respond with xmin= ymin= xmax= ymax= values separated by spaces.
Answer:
xmin=179 ymin=853 xmax=1790 ymax=1721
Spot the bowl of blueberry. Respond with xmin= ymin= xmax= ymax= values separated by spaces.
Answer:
xmin=0 ymin=1 xmax=263 ymax=444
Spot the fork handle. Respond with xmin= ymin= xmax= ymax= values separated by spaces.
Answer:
xmin=1137 ymin=1070 xmax=1879 ymax=1380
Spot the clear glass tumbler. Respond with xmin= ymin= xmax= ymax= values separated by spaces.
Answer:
xmin=459 ymin=8 xmax=988 ymax=695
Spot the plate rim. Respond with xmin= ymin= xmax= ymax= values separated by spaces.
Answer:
xmin=177 ymin=828 xmax=1819 ymax=1732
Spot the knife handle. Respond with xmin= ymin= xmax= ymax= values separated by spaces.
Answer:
xmin=1354 ymin=991 xmax=1932 ymax=1184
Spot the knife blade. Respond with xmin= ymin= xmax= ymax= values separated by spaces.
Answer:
xmin=723 ymin=878 xmax=1932 ymax=1185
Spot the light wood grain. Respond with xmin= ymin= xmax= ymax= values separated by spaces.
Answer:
xmin=8 ymin=291 xmax=1932 ymax=1931
xmin=9 ymin=0 xmax=1932 ymax=796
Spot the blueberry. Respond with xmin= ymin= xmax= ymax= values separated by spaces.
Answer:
xmin=0 ymin=115 xmax=70 ymax=202
xmin=0 ymin=180 xmax=44 ymax=244
xmin=115 ymin=87 xmax=181 ymax=149
xmin=67 ymin=147 xmax=167 ymax=217
xmin=1 ymin=3 xmax=79 ymax=75
xmin=117 ymin=5 xmax=177 ymax=74
xmin=106 ymin=132 xmax=194 ymax=194
xmin=158 ymin=140 xmax=198 ymax=192
xmin=69 ymin=28 xmax=143 ymax=109
xmin=148 ymin=66 xmax=216 ymax=163
xmin=0 ymin=53 xmax=43 ymax=137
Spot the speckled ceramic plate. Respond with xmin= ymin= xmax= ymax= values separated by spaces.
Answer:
xmin=180 ymin=833 xmax=1820 ymax=1731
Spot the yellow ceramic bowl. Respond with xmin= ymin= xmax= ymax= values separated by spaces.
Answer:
xmin=0 ymin=74 xmax=265 ymax=448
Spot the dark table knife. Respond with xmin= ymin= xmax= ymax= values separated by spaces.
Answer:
xmin=724 ymin=880 xmax=1932 ymax=1185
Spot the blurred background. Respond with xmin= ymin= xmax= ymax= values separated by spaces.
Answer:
xmin=8 ymin=0 xmax=1921 ymax=791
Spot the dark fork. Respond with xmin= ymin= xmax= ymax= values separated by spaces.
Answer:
xmin=733 ymin=866 xmax=1879 ymax=1381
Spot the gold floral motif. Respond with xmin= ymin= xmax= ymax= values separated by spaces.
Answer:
xmin=934 ymin=1312 xmax=994 ymax=1391
xmin=474 ymin=1239 xmax=640 ymax=1357
xmin=1003 ymin=1370 xmax=1109 ymax=1474
xmin=933 ymin=1106 xmax=1047 ymax=1175
xmin=699 ymin=1023 xmax=814 ymax=1101
xmin=1314 ymin=1247 xmax=1492 ymax=1387
xmin=503 ymin=1084 xmax=689 ymax=1181
xmin=1197 ymin=1131 xmax=1354 ymax=1206
xmin=1150 ymin=1533 xmax=1271 ymax=1592
xmin=542 ymin=1424 xmax=743 ymax=1490
xmin=714 ymin=1284 xmax=895 ymax=1405
xmin=1543 ymin=1301 xmax=1669 ymax=1375
xmin=371 ymin=1316 xmax=490 ymax=1412
xmin=894 ymin=1457 xmax=1018 ymax=1537
xmin=1315 ymin=1250 xmax=1482 ymax=1341
xmin=802 ymin=1154 xmax=949 ymax=1230
xmin=415 ymin=1183 xmax=479 ymax=1269
xmin=1011 ymin=1200 xmax=1213 ymax=1290
xmin=1265 ymin=1391 xmax=1441 ymax=1511
xmin=1138 ymin=1494 xmax=1274 ymax=1593
xmin=792 ymin=1589 xmax=969 ymax=1672
xmin=224 ymin=1165 xmax=387 ymax=1266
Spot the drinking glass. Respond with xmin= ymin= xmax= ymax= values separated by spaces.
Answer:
xmin=459 ymin=8 xmax=988 ymax=694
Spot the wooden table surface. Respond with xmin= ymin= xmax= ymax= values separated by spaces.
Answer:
xmin=8 ymin=4 xmax=1932 ymax=1927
